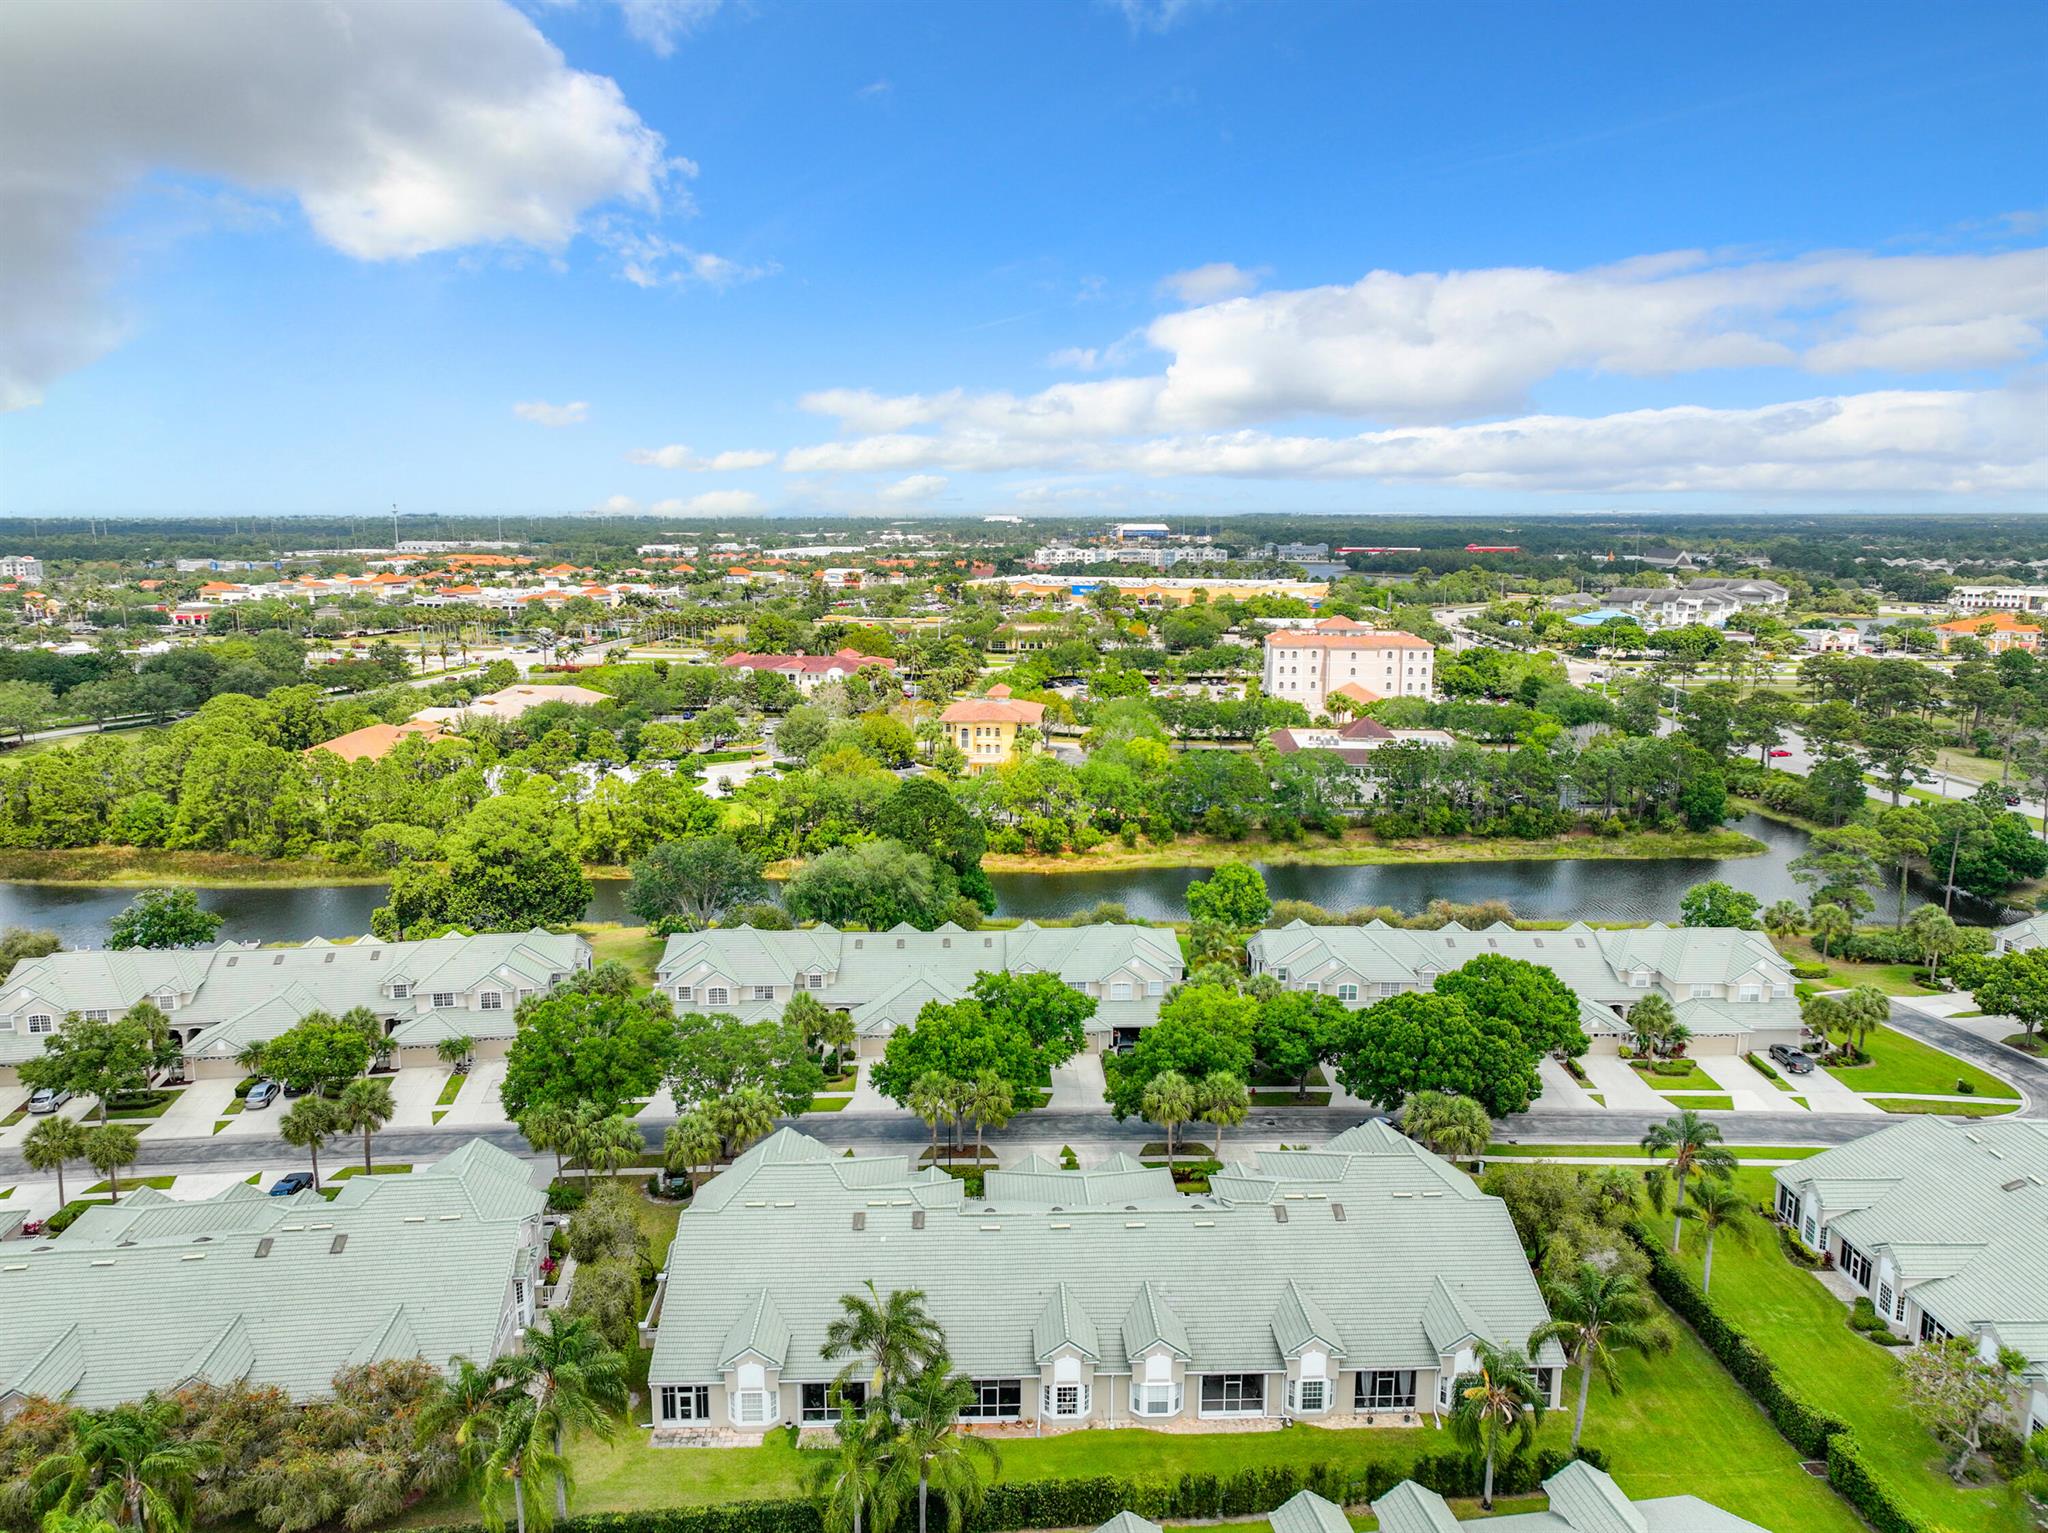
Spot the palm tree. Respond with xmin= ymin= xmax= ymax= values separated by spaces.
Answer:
xmin=414 ymin=1355 xmax=510 ymax=1492
xmin=82 ymin=1125 xmax=140 ymax=1206
xmin=32 ymin=1397 xmax=221 ymax=1533
xmin=22 ymin=1115 xmax=90 ymax=1207
xmin=496 ymin=1312 xmax=627 ymax=1519
xmin=708 ymin=1085 xmax=776 ymax=1158
xmin=519 ymin=1104 xmax=576 ymax=1182
xmin=278 ymin=1095 xmax=339 ymax=1192
xmin=822 ymin=1281 xmax=947 ymax=1398
xmin=1809 ymin=901 xmax=1853 ymax=959
xmin=885 ymin=1364 xmax=999 ymax=1533
xmin=1640 ymin=1109 xmax=1736 ymax=1253
xmin=573 ymin=1114 xmax=643 ymax=1187
xmin=335 ymin=1077 xmax=395 ymax=1175
xmin=478 ymin=1395 xmax=565 ymax=1533
xmin=809 ymin=1401 xmax=898 ymax=1533
xmin=958 ymin=1071 xmax=1013 ymax=1166
xmin=1626 ymin=992 xmax=1678 ymax=1058
xmin=1679 ymin=1180 xmax=1756 ymax=1294
xmin=663 ymin=1111 xmax=722 ymax=1192
xmin=1141 ymin=1070 xmax=1197 ymax=1161
xmin=1400 ymin=1090 xmax=1492 ymax=1163
xmin=1198 ymin=1072 xmax=1249 ymax=1159
xmin=1761 ymin=899 xmax=1804 ymax=939
xmin=820 ymin=1012 xmax=856 ymax=1079
xmin=1448 ymin=1341 xmax=1546 ymax=1511
xmin=906 ymin=1073 xmax=952 ymax=1163
xmin=1529 ymin=1264 xmax=1670 ymax=1450
xmin=437 ymin=1035 xmax=476 ymax=1071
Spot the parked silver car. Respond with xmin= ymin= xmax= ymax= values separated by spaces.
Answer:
xmin=26 ymin=1087 xmax=72 ymax=1114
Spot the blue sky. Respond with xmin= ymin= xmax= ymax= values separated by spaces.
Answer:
xmin=2 ymin=0 xmax=2044 ymax=516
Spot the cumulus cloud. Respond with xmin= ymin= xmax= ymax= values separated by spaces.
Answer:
xmin=613 ymin=0 xmax=723 ymax=56
xmin=0 ymin=0 xmax=675 ymax=409
xmin=651 ymin=490 xmax=764 ymax=514
xmin=877 ymin=474 xmax=948 ymax=503
xmin=591 ymin=493 xmax=643 ymax=514
xmin=627 ymin=443 xmax=776 ymax=470
xmin=514 ymin=400 xmax=590 ymax=427
xmin=1157 ymin=262 xmax=1262 ymax=304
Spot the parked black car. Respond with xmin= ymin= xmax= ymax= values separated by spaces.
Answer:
xmin=1767 ymin=1043 xmax=1816 ymax=1075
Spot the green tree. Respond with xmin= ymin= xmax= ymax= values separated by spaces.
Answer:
xmin=257 ymin=1014 xmax=373 ymax=1096
xmin=1448 ymin=1341 xmax=1546 ymax=1510
xmin=478 ymin=1394 xmax=564 ymax=1533
xmin=1904 ymin=904 xmax=1963 ymax=984
xmin=705 ymin=1085 xmax=777 ymax=1159
xmin=107 ymin=890 xmax=222 ymax=951
xmin=1528 ymin=1264 xmax=1669 ymax=1450
xmin=1184 ymin=861 xmax=1271 ymax=930
xmin=822 ymin=1281 xmax=947 ymax=1398
xmin=1790 ymin=826 xmax=1885 ymax=920
xmin=335 ymin=1076 xmax=395 ymax=1175
xmin=21 ymin=1113 xmax=90 ymax=1205
xmin=966 ymin=970 xmax=1094 ymax=1069
xmin=82 ymin=1123 xmax=140 ymax=1204
xmin=1625 ymin=991 xmax=1680 ymax=1058
xmin=570 ymin=1112 xmax=644 ymax=1185
xmin=1141 ymin=1069 xmax=1198 ymax=1160
xmin=19 ymin=1016 xmax=156 ymax=1122
xmin=1639 ymin=1109 xmax=1735 ymax=1253
xmin=501 ymin=990 xmax=678 ymax=1119
xmin=1971 ymin=948 xmax=2048 ymax=1042
xmin=1860 ymin=715 xmax=1938 ymax=806
xmin=668 ymin=1015 xmax=821 ymax=1115
xmin=278 ymin=1095 xmax=340 ymax=1191
xmin=375 ymin=794 xmax=592 ymax=939
xmin=872 ymin=1000 xmax=1040 ymax=1107
xmin=1400 ymin=1090 xmax=1493 ymax=1162
xmin=1898 ymin=1340 xmax=2031 ymax=1484
xmin=662 ymin=1110 xmax=722 ymax=1189
xmin=884 ymin=1363 xmax=999 ymax=1533
xmin=1875 ymin=806 xmax=1937 ymax=929
xmin=1808 ymin=901 xmax=1854 ymax=959
xmin=785 ymin=840 xmax=959 ymax=932
xmin=957 ymin=1070 xmax=1014 ymax=1165
xmin=1432 ymin=954 xmax=1587 ymax=1058
xmin=1677 ymin=1178 xmax=1755 ymax=1294
xmin=1103 ymin=982 xmax=1258 ymax=1118
xmin=31 ymin=1397 xmax=221 ymax=1533
xmin=1251 ymin=990 xmax=1340 ymax=1093
xmin=415 ymin=1355 xmax=512 ymax=1500
xmin=1198 ymin=1071 xmax=1249 ymax=1158
xmin=810 ymin=1401 xmax=898 ymax=1533
xmin=495 ymin=1311 xmax=627 ymax=1520
xmin=518 ymin=1103 xmax=577 ymax=1182
xmin=905 ymin=1072 xmax=953 ymax=1162
xmin=1329 ymin=992 xmax=1541 ymax=1117
xmin=624 ymin=836 xmax=768 ymax=930
xmin=0 ymin=925 xmax=61 ymax=982
xmin=1761 ymin=899 xmax=1804 ymax=939
xmin=1676 ymin=880 xmax=1760 ymax=930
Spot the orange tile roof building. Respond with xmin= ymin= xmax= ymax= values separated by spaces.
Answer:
xmin=938 ymin=684 xmax=1046 ymax=773
xmin=304 ymin=719 xmax=448 ymax=763
xmin=1262 ymin=617 xmax=1435 ymax=716
xmin=1935 ymin=611 xmax=2042 ymax=654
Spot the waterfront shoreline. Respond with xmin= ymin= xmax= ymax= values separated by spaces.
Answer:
xmin=980 ymin=826 xmax=1766 ymax=875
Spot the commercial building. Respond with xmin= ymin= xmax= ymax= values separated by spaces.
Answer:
xmin=656 ymin=920 xmax=1183 ymax=1053
xmin=1246 ymin=921 xmax=1801 ymax=1056
xmin=1934 ymin=611 xmax=2042 ymax=654
xmin=1771 ymin=1118 xmax=2048 ymax=1435
xmin=1268 ymin=717 xmax=1456 ymax=771
xmin=977 ymin=575 xmax=1328 ymax=609
xmin=1262 ymin=617 xmax=1434 ymax=716
xmin=1950 ymin=584 xmax=2048 ymax=615
xmin=0 ymin=557 xmax=46 ymax=583
xmin=645 ymin=1123 xmax=1561 ymax=1441
xmin=939 ymin=683 xmax=1046 ymax=772
xmin=0 ymin=1141 xmax=545 ymax=1415
xmin=0 ymin=930 xmax=592 ymax=1082
xmin=717 ymin=648 xmax=897 ymax=692
xmin=303 ymin=718 xmax=450 ymax=763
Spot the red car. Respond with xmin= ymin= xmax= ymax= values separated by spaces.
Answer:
xmin=1769 ymin=749 xmax=1793 ymax=758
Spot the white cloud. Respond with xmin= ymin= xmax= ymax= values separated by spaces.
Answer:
xmin=0 ymin=0 xmax=674 ymax=409
xmin=1158 ymin=261 xmax=1262 ymax=304
xmin=514 ymin=400 xmax=590 ymax=427
xmin=1111 ymin=0 xmax=1219 ymax=32
xmin=614 ymin=0 xmax=724 ymax=56
xmin=592 ymin=494 xmax=643 ymax=514
xmin=627 ymin=443 xmax=776 ymax=470
xmin=600 ymin=229 xmax=773 ymax=289
xmin=856 ymin=79 xmax=893 ymax=100
xmin=651 ymin=490 xmax=764 ymax=514
xmin=878 ymin=474 xmax=948 ymax=503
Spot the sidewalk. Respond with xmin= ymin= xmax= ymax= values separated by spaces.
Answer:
xmin=1694 ymin=1055 xmax=1785 ymax=1113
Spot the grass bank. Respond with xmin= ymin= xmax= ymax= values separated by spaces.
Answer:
xmin=0 ymin=847 xmax=387 ymax=887
xmin=981 ymin=826 xmax=1765 ymax=875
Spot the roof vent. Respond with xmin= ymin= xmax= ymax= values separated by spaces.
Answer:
xmin=1050 ymin=1221 xmax=1072 ymax=1230
xmin=1124 ymin=1221 xmax=1145 ymax=1228
xmin=254 ymin=1238 xmax=273 ymax=1258
xmin=1273 ymin=1206 xmax=1288 ymax=1224
xmin=323 ymin=953 xmax=335 ymax=964
xmin=2002 ymin=1177 xmax=2031 ymax=1192
xmin=1331 ymin=1203 xmax=1346 ymax=1222
xmin=851 ymin=1212 xmax=866 ymax=1231
xmin=180 ymin=1252 xmax=206 ymax=1262
xmin=272 ymin=954 xmax=285 ymax=966
xmin=911 ymin=1211 xmax=925 ymax=1230
xmin=225 ymin=956 xmax=239 ymax=967
xmin=330 ymin=1233 xmax=348 ymax=1254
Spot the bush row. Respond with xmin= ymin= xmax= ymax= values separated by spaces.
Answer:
xmin=1638 ymin=1235 xmax=1935 ymax=1533
xmin=413 ymin=1448 xmax=1610 ymax=1533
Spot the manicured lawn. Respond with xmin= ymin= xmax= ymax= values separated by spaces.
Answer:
xmin=85 ymin=1174 xmax=175 ymax=1195
xmin=1771 ymin=939 xmax=1943 ymax=997
xmin=802 ymin=1095 xmax=851 ymax=1112
xmin=1251 ymin=1090 xmax=1334 ymax=1106
xmin=435 ymin=1074 xmax=466 ymax=1107
xmin=1823 ymin=1025 xmax=2018 ymax=1098
xmin=100 ymin=1089 xmax=181 ymax=1120
xmin=331 ymin=1163 xmax=413 ymax=1179
xmin=1661 ymin=1169 xmax=2024 ymax=1533
xmin=1630 ymin=1060 xmax=1717 ymax=1090
xmin=1486 ymin=1143 xmax=1829 ymax=1162
xmin=631 ymin=1195 xmax=682 ymax=1257
xmin=578 ymin=922 xmax=665 ymax=988
xmin=0 ymin=1106 xmax=27 ymax=1128
xmin=1867 ymin=1097 xmax=2020 ymax=1117
xmin=1658 ymin=1094 xmax=1734 ymax=1111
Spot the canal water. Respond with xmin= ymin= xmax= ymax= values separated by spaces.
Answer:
xmin=0 ymin=813 xmax=1983 ymax=946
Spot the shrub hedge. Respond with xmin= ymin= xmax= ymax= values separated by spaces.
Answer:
xmin=1639 ymin=1235 xmax=1936 ymax=1533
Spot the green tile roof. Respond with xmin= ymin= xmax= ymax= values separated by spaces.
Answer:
xmin=1268 ymin=1489 xmax=1352 ymax=1533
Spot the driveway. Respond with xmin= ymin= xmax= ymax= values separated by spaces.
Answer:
xmin=141 ymin=1079 xmax=239 ymax=1141
xmin=1791 ymin=1064 xmax=1885 ymax=1115
xmin=438 ymin=1061 xmax=508 ymax=1128
xmin=1578 ymin=1057 xmax=1671 ymax=1111
xmin=1694 ymin=1055 xmax=1789 ymax=1113
xmin=388 ymin=1067 xmax=451 ymax=1129
xmin=1537 ymin=1058 xmax=1601 ymax=1111
xmin=1048 ymin=1054 xmax=1106 ymax=1112
xmin=0 ymin=1091 xmax=94 ymax=1150
xmin=840 ymin=1060 xmax=897 ymax=1116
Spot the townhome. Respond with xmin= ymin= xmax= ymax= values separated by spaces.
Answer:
xmin=1601 ymin=578 xmax=1788 ymax=630
xmin=1246 ymin=921 xmax=1800 ymax=1056
xmin=939 ymin=684 xmax=1047 ymax=772
xmin=646 ymin=1123 xmax=1560 ymax=1441
xmin=718 ymin=647 xmax=898 ymax=693
xmin=0 ymin=929 xmax=592 ymax=1082
xmin=1261 ymin=618 xmax=1435 ymax=717
xmin=0 ymin=1140 xmax=545 ymax=1416
xmin=1771 ymin=1118 xmax=2047 ymax=1435
xmin=655 ymin=921 xmax=1184 ymax=1053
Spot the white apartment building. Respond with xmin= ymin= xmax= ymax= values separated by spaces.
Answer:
xmin=1262 ymin=618 xmax=1434 ymax=715
xmin=1951 ymin=584 xmax=2048 ymax=615
xmin=0 ymin=557 xmax=43 ymax=583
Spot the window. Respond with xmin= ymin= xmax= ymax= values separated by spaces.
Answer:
xmin=1288 ymin=1378 xmax=1328 ymax=1414
xmin=799 ymin=1381 xmax=865 ymax=1422
xmin=730 ymin=1389 xmax=774 ymax=1426
xmin=1110 ymin=981 xmax=1132 ymax=1001
xmin=1738 ymin=984 xmax=1761 ymax=1003
xmin=1771 ymin=982 xmax=1790 ymax=999
xmin=1042 ymin=1383 xmax=1089 ymax=1419
xmin=1146 ymin=979 xmax=1163 ymax=997
xmin=1356 ymin=1370 xmax=1417 ymax=1411
xmin=1533 ymin=1368 xmax=1556 ymax=1403
xmin=753 ymin=986 xmax=776 ymax=1002
xmin=1840 ymin=1242 xmax=1871 ymax=1289
xmin=707 ymin=987 xmax=730 ymax=1006
xmin=676 ymin=986 xmax=693 ymax=1003
xmin=1273 ymin=967 xmax=1289 ymax=982
xmin=659 ymin=1385 xmax=709 ymax=1423
xmin=391 ymin=983 xmax=410 ymax=999
xmin=1690 ymin=985 xmax=1718 ymax=999
xmin=1336 ymin=984 xmax=1359 ymax=1002
xmin=27 ymin=1013 xmax=53 ymax=1035
xmin=1775 ymin=1186 xmax=1798 ymax=1222
xmin=479 ymin=991 xmax=503 ymax=1011
xmin=82 ymin=1009 xmax=108 ymax=1022
xmin=432 ymin=992 xmax=457 ymax=1009
xmin=1803 ymin=1214 xmax=1818 ymax=1245
xmin=1129 ymin=1380 xmax=1182 ymax=1417
xmin=1878 ymin=1281 xmax=1895 ymax=1317
xmin=807 ymin=971 xmax=826 ymax=990
xmin=960 ymin=1379 xmax=1022 ymax=1420
xmin=1199 ymin=1374 xmax=1265 ymax=1417
xmin=1376 ymin=981 xmax=1402 ymax=998
xmin=1629 ymin=973 xmax=1652 ymax=989
xmin=1918 ymin=1313 xmax=1953 ymax=1345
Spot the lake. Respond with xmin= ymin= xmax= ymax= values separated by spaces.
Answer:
xmin=0 ymin=813 xmax=1993 ymax=946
